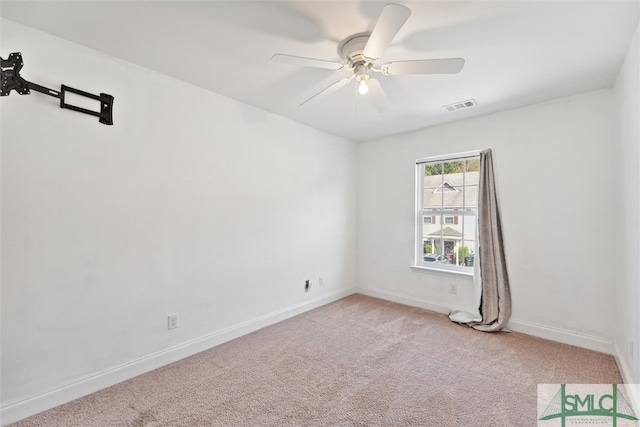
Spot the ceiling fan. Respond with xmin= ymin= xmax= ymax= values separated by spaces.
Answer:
xmin=272 ymin=3 xmax=465 ymax=111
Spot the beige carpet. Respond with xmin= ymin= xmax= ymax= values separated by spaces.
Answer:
xmin=10 ymin=294 xmax=622 ymax=426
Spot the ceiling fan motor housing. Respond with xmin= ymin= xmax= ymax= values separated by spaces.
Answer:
xmin=338 ymin=33 xmax=375 ymax=69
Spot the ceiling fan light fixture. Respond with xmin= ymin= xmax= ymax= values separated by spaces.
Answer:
xmin=356 ymin=75 xmax=369 ymax=95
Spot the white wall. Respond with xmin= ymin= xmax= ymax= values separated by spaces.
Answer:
xmin=2 ymin=13 xmax=636 ymax=425
xmin=1 ymin=19 xmax=357 ymax=422
xmin=357 ymin=89 xmax=616 ymax=351
xmin=613 ymin=27 xmax=639 ymax=384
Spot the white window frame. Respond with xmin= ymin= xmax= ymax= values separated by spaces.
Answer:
xmin=414 ymin=150 xmax=481 ymax=274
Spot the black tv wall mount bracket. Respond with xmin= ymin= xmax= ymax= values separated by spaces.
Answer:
xmin=1 ymin=52 xmax=114 ymax=125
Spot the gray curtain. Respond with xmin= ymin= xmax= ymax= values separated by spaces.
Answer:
xmin=449 ymin=149 xmax=511 ymax=331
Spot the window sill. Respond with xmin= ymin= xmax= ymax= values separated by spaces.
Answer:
xmin=410 ymin=264 xmax=474 ymax=277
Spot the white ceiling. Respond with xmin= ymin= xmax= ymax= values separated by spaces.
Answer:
xmin=1 ymin=1 xmax=638 ymax=141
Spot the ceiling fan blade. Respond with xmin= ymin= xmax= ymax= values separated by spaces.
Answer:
xmin=299 ymin=76 xmax=354 ymax=107
xmin=381 ymin=58 xmax=465 ymax=75
xmin=362 ymin=4 xmax=411 ymax=61
xmin=271 ymin=54 xmax=344 ymax=70
xmin=367 ymin=79 xmax=390 ymax=113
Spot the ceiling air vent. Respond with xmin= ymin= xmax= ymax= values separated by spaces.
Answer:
xmin=443 ymin=99 xmax=477 ymax=112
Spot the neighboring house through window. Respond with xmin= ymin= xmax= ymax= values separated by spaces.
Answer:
xmin=444 ymin=216 xmax=455 ymax=224
xmin=415 ymin=152 xmax=480 ymax=272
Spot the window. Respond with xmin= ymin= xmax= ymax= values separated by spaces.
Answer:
xmin=415 ymin=153 xmax=480 ymax=272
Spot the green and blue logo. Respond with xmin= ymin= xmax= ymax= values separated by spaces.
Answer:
xmin=538 ymin=384 xmax=638 ymax=426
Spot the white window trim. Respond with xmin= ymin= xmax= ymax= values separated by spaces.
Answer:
xmin=413 ymin=150 xmax=481 ymax=274
xmin=415 ymin=150 xmax=482 ymax=165
xmin=410 ymin=264 xmax=474 ymax=277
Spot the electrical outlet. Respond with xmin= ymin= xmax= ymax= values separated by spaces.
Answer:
xmin=449 ymin=283 xmax=457 ymax=294
xmin=168 ymin=313 xmax=179 ymax=330
xmin=305 ymin=280 xmax=311 ymax=292
xmin=319 ymin=277 xmax=324 ymax=287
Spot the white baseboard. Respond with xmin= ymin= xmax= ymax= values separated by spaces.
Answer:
xmin=614 ymin=341 xmax=637 ymax=384
xmin=613 ymin=341 xmax=640 ymax=422
xmin=357 ymin=286 xmax=614 ymax=354
xmin=507 ymin=318 xmax=613 ymax=355
xmin=357 ymin=286 xmax=468 ymax=315
xmin=1 ymin=287 xmax=356 ymax=426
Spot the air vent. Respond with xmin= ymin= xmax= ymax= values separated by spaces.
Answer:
xmin=443 ymin=99 xmax=477 ymax=112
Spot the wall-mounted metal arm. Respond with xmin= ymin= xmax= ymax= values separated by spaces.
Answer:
xmin=1 ymin=52 xmax=114 ymax=125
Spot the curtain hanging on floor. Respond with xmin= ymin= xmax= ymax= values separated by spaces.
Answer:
xmin=449 ymin=149 xmax=511 ymax=332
